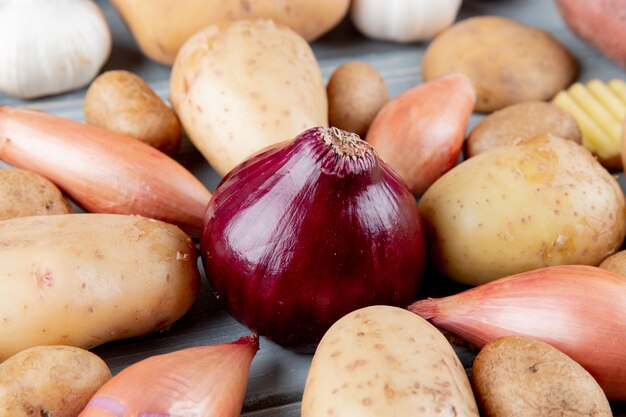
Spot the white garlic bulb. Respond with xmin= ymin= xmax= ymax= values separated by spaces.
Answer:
xmin=351 ymin=0 xmax=462 ymax=43
xmin=0 ymin=0 xmax=112 ymax=99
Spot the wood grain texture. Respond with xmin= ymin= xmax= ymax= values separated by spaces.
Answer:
xmin=1 ymin=0 xmax=625 ymax=415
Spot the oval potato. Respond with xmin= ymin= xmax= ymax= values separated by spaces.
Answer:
xmin=302 ymin=306 xmax=479 ymax=417
xmin=423 ymin=16 xmax=577 ymax=112
xmin=84 ymin=70 xmax=181 ymax=155
xmin=111 ymin=0 xmax=350 ymax=65
xmin=0 ymin=167 xmax=72 ymax=220
xmin=0 ymin=345 xmax=111 ymax=417
xmin=327 ymin=61 xmax=388 ymax=137
xmin=472 ymin=336 xmax=611 ymax=417
xmin=465 ymin=101 xmax=582 ymax=158
xmin=170 ymin=19 xmax=328 ymax=176
xmin=0 ymin=214 xmax=200 ymax=360
xmin=419 ymin=135 xmax=626 ymax=285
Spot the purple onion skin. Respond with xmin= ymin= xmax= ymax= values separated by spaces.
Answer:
xmin=201 ymin=127 xmax=426 ymax=351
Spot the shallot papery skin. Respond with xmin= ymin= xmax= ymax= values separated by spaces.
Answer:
xmin=0 ymin=107 xmax=211 ymax=236
xmin=409 ymin=265 xmax=626 ymax=400
xmin=79 ymin=336 xmax=259 ymax=417
xmin=201 ymin=126 xmax=426 ymax=350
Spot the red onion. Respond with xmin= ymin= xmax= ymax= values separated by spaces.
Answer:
xmin=201 ymin=127 xmax=426 ymax=350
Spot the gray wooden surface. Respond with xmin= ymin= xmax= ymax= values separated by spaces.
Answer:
xmin=1 ymin=0 xmax=625 ymax=415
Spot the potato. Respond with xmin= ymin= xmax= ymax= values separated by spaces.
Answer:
xmin=0 ymin=167 xmax=72 ymax=220
xmin=556 ymin=0 xmax=626 ymax=69
xmin=84 ymin=70 xmax=181 ymax=155
xmin=419 ymin=135 xmax=626 ymax=285
xmin=422 ymin=16 xmax=577 ymax=113
xmin=466 ymin=102 xmax=582 ymax=158
xmin=472 ymin=336 xmax=611 ymax=417
xmin=170 ymin=19 xmax=328 ymax=176
xmin=599 ymin=250 xmax=626 ymax=277
xmin=301 ymin=306 xmax=479 ymax=417
xmin=111 ymin=0 xmax=350 ymax=65
xmin=0 ymin=214 xmax=200 ymax=360
xmin=327 ymin=62 xmax=388 ymax=137
xmin=0 ymin=345 xmax=111 ymax=417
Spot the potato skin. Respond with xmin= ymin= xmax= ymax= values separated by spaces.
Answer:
xmin=84 ymin=70 xmax=181 ymax=155
xmin=0 ymin=167 xmax=72 ymax=220
xmin=599 ymin=250 xmax=626 ymax=277
xmin=466 ymin=101 xmax=582 ymax=158
xmin=472 ymin=336 xmax=611 ymax=417
xmin=0 ymin=345 xmax=111 ymax=417
xmin=0 ymin=214 xmax=200 ymax=360
xmin=423 ymin=16 xmax=577 ymax=113
xmin=327 ymin=62 xmax=388 ymax=137
xmin=111 ymin=0 xmax=350 ymax=65
xmin=419 ymin=135 xmax=626 ymax=285
xmin=170 ymin=19 xmax=328 ymax=176
xmin=302 ymin=306 xmax=479 ymax=417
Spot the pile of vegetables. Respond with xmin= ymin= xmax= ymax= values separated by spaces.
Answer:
xmin=2 ymin=0 xmax=626 ymax=416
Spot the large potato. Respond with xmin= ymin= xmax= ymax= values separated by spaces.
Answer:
xmin=0 ymin=167 xmax=72 ymax=220
xmin=111 ymin=0 xmax=349 ymax=65
xmin=0 ymin=345 xmax=111 ymax=417
xmin=419 ymin=135 xmax=626 ymax=285
xmin=170 ymin=19 xmax=328 ymax=176
xmin=422 ymin=16 xmax=577 ymax=113
xmin=0 ymin=214 xmax=200 ymax=360
xmin=302 ymin=306 xmax=479 ymax=417
xmin=472 ymin=336 xmax=611 ymax=417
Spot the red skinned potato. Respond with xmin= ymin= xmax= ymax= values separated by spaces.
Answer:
xmin=366 ymin=73 xmax=476 ymax=195
xmin=556 ymin=0 xmax=626 ymax=68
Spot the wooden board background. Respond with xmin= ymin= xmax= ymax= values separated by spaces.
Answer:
xmin=1 ymin=0 xmax=625 ymax=415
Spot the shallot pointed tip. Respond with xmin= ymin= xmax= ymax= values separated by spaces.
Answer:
xmin=408 ymin=298 xmax=440 ymax=320
xmin=233 ymin=334 xmax=260 ymax=352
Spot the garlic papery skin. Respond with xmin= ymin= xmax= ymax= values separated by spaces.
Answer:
xmin=350 ymin=0 xmax=462 ymax=43
xmin=0 ymin=0 xmax=112 ymax=99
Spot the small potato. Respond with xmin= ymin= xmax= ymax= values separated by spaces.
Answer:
xmin=327 ymin=62 xmax=388 ymax=137
xmin=423 ymin=16 xmax=577 ymax=113
xmin=466 ymin=102 xmax=582 ymax=158
xmin=472 ymin=336 xmax=611 ymax=417
xmin=0 ymin=345 xmax=111 ymax=417
xmin=84 ymin=70 xmax=181 ymax=155
xmin=599 ymin=250 xmax=626 ymax=277
xmin=419 ymin=135 xmax=626 ymax=285
xmin=0 ymin=168 xmax=72 ymax=220
xmin=170 ymin=19 xmax=328 ymax=176
xmin=0 ymin=214 xmax=200 ymax=360
xmin=302 ymin=306 xmax=479 ymax=417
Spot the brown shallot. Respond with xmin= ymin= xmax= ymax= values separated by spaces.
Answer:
xmin=0 ymin=107 xmax=211 ymax=235
xmin=409 ymin=265 xmax=626 ymax=400
xmin=79 ymin=335 xmax=259 ymax=417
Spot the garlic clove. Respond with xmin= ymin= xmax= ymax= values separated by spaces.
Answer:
xmin=0 ymin=0 xmax=111 ymax=99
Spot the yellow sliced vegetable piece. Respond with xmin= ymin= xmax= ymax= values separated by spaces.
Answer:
xmin=608 ymin=79 xmax=626 ymax=104
xmin=568 ymin=83 xmax=622 ymax=146
xmin=552 ymin=91 xmax=615 ymax=159
xmin=587 ymin=79 xmax=626 ymax=121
